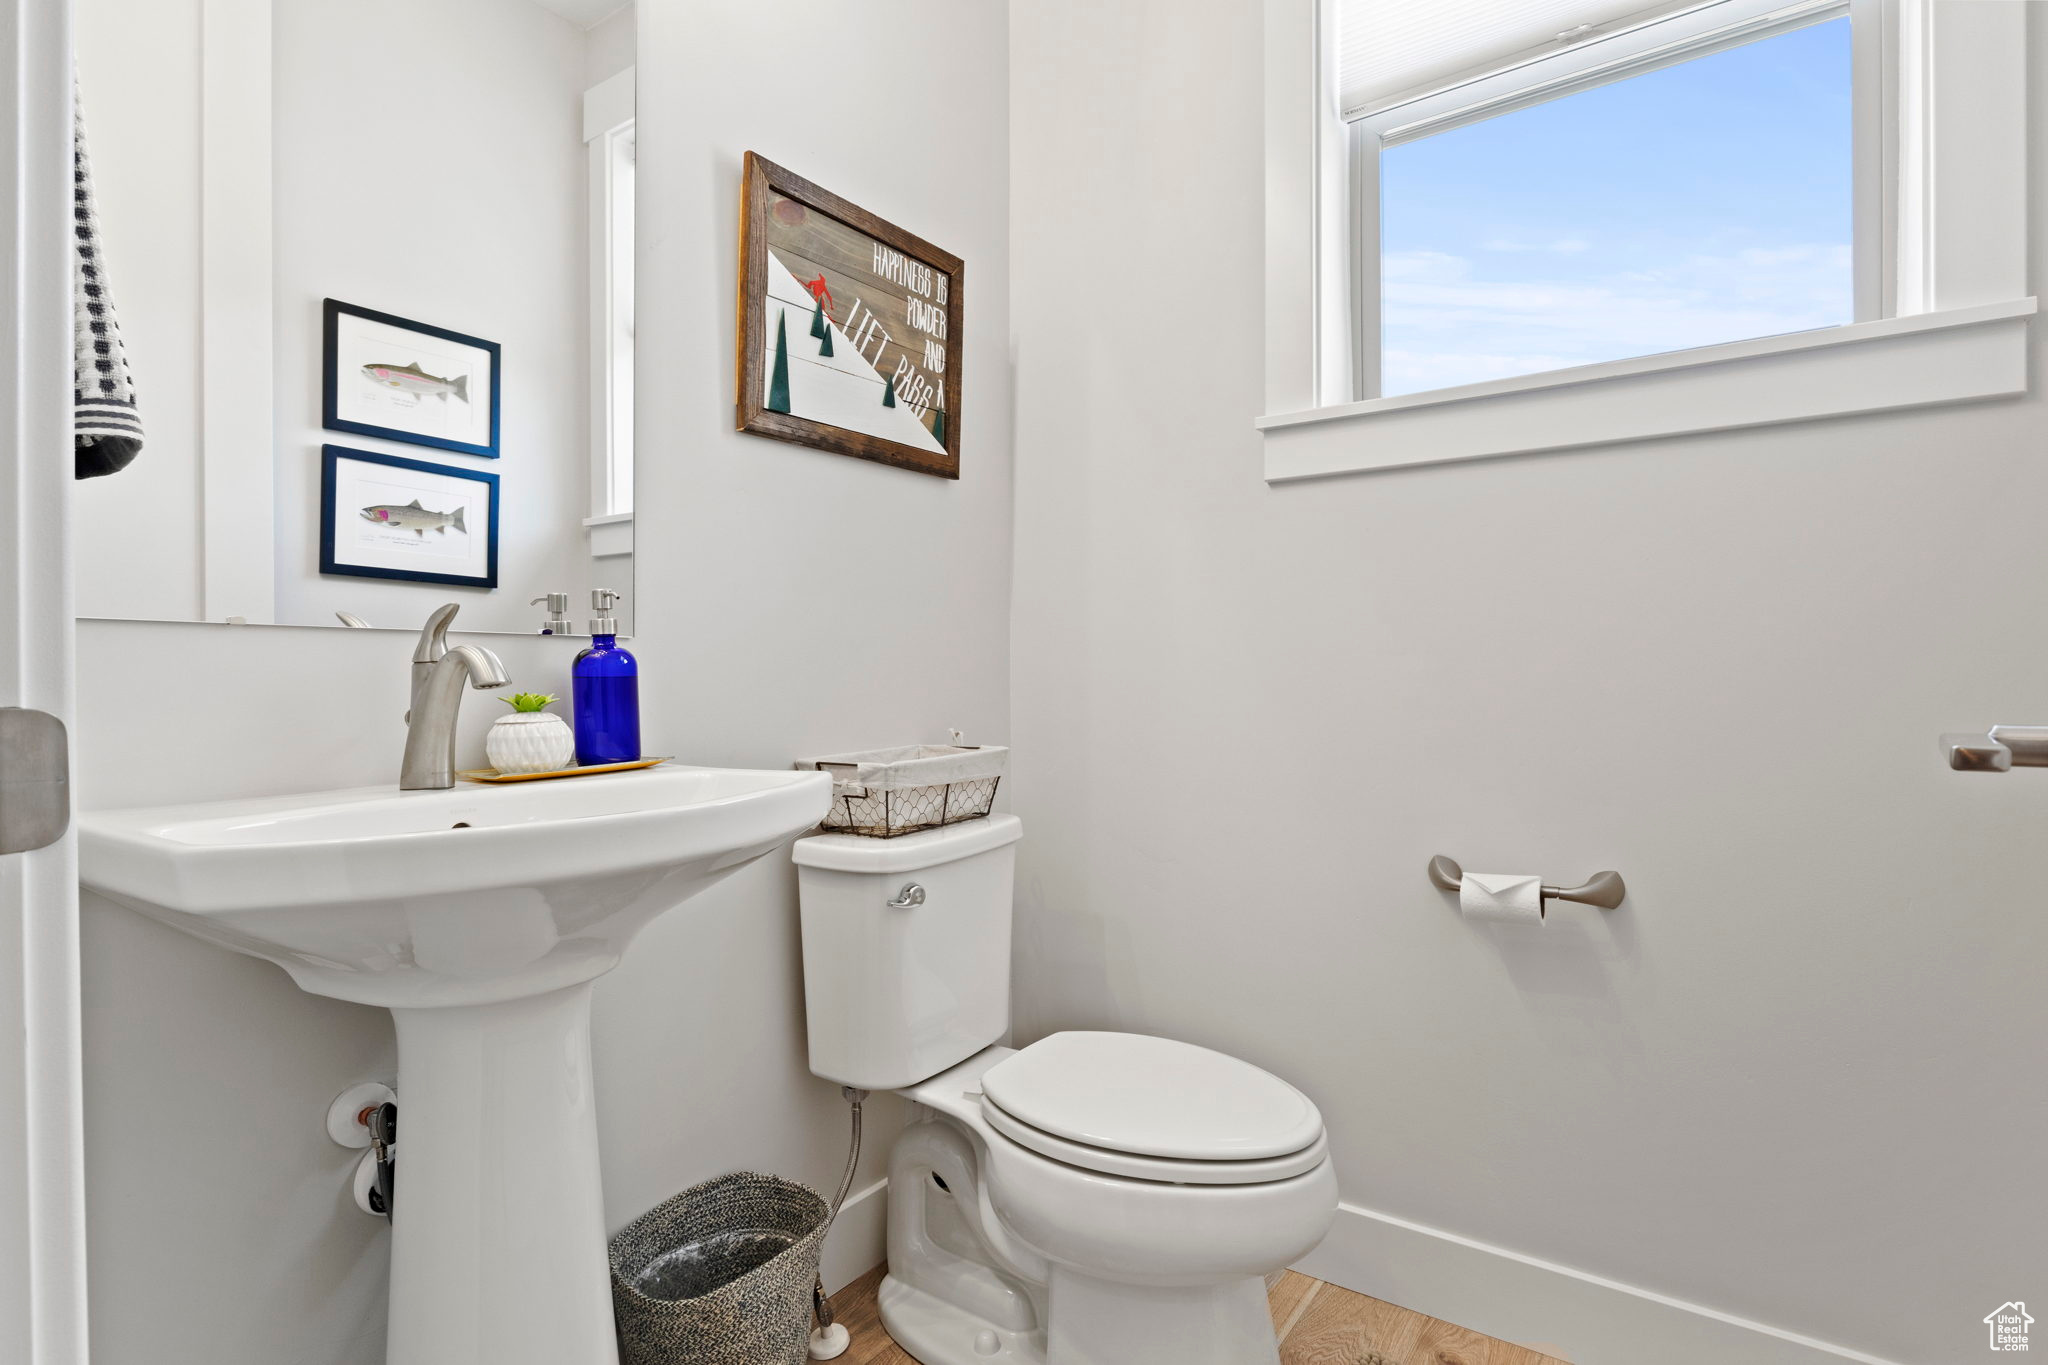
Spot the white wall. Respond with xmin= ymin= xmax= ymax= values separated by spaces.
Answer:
xmin=72 ymin=0 xmax=205 ymax=622
xmin=273 ymin=0 xmax=600 ymax=633
xmin=1007 ymin=6 xmax=2046 ymax=1365
xmin=601 ymin=0 xmax=1011 ymax=1251
xmin=72 ymin=1 xmax=1011 ymax=1361
xmin=585 ymin=3 xmax=637 ymax=86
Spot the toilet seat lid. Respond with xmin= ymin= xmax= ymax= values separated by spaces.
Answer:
xmin=979 ymin=1032 xmax=1323 ymax=1163
xmin=979 ymin=1094 xmax=1331 ymax=1184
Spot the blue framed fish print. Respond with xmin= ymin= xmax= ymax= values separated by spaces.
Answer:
xmin=323 ymin=299 xmax=502 ymax=458
xmin=320 ymin=445 xmax=499 ymax=589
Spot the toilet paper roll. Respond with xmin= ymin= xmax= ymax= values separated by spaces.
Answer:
xmin=1460 ymin=873 xmax=1545 ymax=923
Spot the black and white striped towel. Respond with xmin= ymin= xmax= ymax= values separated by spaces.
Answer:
xmin=73 ymin=94 xmax=142 ymax=479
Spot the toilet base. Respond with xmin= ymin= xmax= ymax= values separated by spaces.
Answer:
xmin=876 ymin=1266 xmax=1280 ymax=1365
xmin=875 ymin=1101 xmax=1302 ymax=1365
xmin=1045 ymin=1267 xmax=1278 ymax=1365
xmin=879 ymin=1273 xmax=1046 ymax=1365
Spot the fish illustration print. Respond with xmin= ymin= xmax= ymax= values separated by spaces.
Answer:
xmin=361 ymin=499 xmax=467 ymax=537
xmin=362 ymin=361 xmax=469 ymax=402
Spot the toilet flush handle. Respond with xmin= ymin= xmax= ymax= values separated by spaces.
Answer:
xmin=886 ymin=883 xmax=926 ymax=909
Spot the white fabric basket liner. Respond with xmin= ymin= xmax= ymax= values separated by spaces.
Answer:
xmin=798 ymin=744 xmax=1008 ymax=793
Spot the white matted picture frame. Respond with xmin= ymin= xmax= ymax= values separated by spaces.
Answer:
xmin=320 ymin=444 xmax=499 ymax=589
xmin=323 ymin=298 xmax=502 ymax=458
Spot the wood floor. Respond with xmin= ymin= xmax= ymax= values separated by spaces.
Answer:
xmin=828 ymin=1266 xmax=1571 ymax=1365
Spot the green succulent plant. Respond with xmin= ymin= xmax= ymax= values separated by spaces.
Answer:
xmin=499 ymin=692 xmax=559 ymax=714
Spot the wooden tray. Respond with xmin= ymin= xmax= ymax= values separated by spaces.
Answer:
xmin=458 ymin=757 xmax=670 ymax=784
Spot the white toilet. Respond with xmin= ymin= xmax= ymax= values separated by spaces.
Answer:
xmin=793 ymin=814 xmax=1338 ymax=1365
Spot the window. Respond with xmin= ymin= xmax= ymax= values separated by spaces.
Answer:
xmin=1351 ymin=1 xmax=1864 ymax=400
xmin=598 ymin=122 xmax=635 ymax=515
xmin=584 ymin=68 xmax=636 ymax=532
xmin=1259 ymin=0 xmax=2031 ymax=480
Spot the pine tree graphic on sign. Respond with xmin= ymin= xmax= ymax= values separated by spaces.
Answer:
xmin=882 ymin=375 xmax=896 ymax=408
xmin=767 ymin=310 xmax=791 ymax=413
xmin=930 ymin=409 xmax=945 ymax=445
xmin=810 ymin=299 xmax=828 ymax=340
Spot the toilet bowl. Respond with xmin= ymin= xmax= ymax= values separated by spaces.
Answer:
xmin=794 ymin=815 xmax=1338 ymax=1365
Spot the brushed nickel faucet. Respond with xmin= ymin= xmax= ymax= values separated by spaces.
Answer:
xmin=401 ymin=603 xmax=510 ymax=790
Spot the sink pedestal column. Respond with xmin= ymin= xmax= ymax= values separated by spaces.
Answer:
xmin=387 ymin=981 xmax=619 ymax=1365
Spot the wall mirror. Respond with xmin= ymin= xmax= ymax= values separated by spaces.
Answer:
xmin=74 ymin=0 xmax=637 ymax=636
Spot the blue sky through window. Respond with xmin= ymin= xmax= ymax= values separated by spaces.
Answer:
xmin=1379 ymin=17 xmax=1853 ymax=396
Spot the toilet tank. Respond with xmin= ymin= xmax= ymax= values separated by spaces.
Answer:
xmin=793 ymin=813 xmax=1022 ymax=1090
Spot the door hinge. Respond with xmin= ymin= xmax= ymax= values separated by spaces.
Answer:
xmin=0 ymin=708 xmax=69 ymax=854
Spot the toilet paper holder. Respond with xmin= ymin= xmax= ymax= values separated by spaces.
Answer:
xmin=1427 ymin=855 xmax=1627 ymax=910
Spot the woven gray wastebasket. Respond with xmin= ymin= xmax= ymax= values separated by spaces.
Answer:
xmin=610 ymin=1172 xmax=830 ymax=1365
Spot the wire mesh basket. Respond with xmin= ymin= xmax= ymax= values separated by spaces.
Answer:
xmin=797 ymin=744 xmax=1007 ymax=839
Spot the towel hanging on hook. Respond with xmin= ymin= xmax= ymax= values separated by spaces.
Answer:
xmin=72 ymin=82 xmax=145 ymax=479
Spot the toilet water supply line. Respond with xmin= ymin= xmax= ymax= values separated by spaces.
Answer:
xmin=808 ymin=1085 xmax=869 ymax=1358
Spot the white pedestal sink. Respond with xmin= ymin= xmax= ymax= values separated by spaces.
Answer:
xmin=79 ymin=766 xmax=831 ymax=1365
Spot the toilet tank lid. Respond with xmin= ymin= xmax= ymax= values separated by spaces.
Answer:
xmin=791 ymin=812 xmax=1022 ymax=872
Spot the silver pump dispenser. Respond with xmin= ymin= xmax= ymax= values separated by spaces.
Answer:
xmin=590 ymin=588 xmax=623 ymax=635
xmin=531 ymin=593 xmax=573 ymax=634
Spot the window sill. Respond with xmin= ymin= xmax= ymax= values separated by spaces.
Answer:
xmin=1257 ymin=298 xmax=2036 ymax=483
xmin=584 ymin=511 xmax=633 ymax=558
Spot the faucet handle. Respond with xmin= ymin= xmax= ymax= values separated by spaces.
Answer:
xmin=412 ymin=603 xmax=461 ymax=664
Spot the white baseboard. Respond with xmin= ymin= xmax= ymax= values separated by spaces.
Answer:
xmin=820 ymin=1177 xmax=889 ymax=1295
xmin=1294 ymin=1202 xmax=1911 ymax=1365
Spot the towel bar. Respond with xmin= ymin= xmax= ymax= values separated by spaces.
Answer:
xmin=1427 ymin=855 xmax=1626 ymax=910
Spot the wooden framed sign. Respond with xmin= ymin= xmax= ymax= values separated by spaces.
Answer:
xmin=736 ymin=153 xmax=963 ymax=478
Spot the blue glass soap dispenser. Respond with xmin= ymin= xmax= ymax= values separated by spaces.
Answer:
xmin=572 ymin=589 xmax=640 ymax=765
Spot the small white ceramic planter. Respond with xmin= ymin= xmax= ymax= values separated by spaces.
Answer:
xmin=486 ymin=713 xmax=576 ymax=774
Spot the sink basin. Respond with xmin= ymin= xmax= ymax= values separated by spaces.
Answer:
xmin=79 ymin=765 xmax=831 ymax=1365
xmin=81 ymin=766 xmax=830 ymax=1006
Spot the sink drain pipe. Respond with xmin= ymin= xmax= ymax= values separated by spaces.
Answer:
xmin=807 ymin=1085 xmax=869 ymax=1360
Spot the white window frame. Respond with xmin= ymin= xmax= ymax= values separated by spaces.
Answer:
xmin=1259 ymin=0 xmax=2033 ymax=482
xmin=583 ymin=67 xmax=635 ymax=559
xmin=1350 ymin=0 xmax=1878 ymax=402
